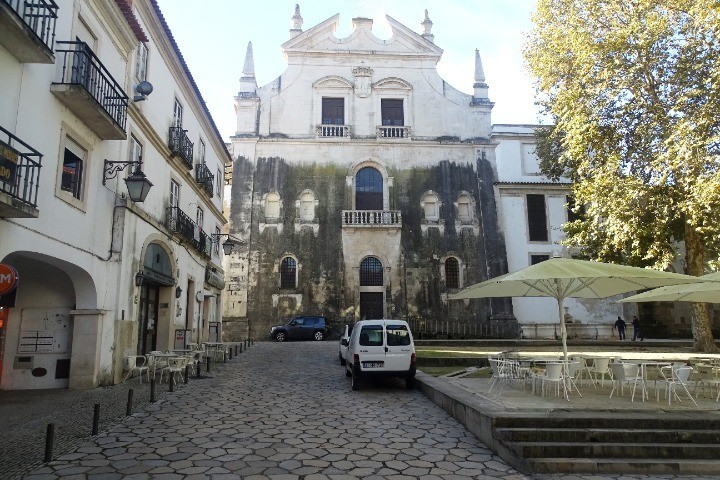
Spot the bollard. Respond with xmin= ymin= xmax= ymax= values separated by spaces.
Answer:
xmin=251 ymin=337 xmax=254 ymax=345
xmin=184 ymin=364 xmax=189 ymax=384
xmin=223 ymin=349 xmax=227 ymax=363
xmin=126 ymin=389 xmax=134 ymax=416
xmin=169 ymin=373 xmax=175 ymax=392
xmin=92 ymin=404 xmax=100 ymax=435
xmin=150 ymin=379 xmax=157 ymax=403
xmin=245 ymin=339 xmax=248 ymax=349
xmin=239 ymin=343 xmax=243 ymax=354
xmin=44 ymin=423 xmax=54 ymax=463
xmin=235 ymin=345 xmax=238 ymax=356
xmin=196 ymin=360 xmax=201 ymax=379
xmin=206 ymin=355 xmax=211 ymax=373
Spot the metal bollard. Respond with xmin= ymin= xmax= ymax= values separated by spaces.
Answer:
xmin=251 ymin=337 xmax=254 ymax=345
xmin=229 ymin=347 xmax=233 ymax=360
xmin=169 ymin=374 xmax=175 ymax=392
xmin=206 ymin=355 xmax=211 ymax=373
xmin=223 ymin=349 xmax=227 ymax=363
xmin=150 ymin=379 xmax=157 ymax=403
xmin=92 ymin=404 xmax=100 ymax=435
xmin=196 ymin=360 xmax=201 ymax=378
xmin=184 ymin=364 xmax=189 ymax=384
xmin=235 ymin=345 xmax=238 ymax=356
xmin=126 ymin=389 xmax=134 ymax=416
xmin=239 ymin=343 xmax=243 ymax=354
xmin=44 ymin=423 xmax=54 ymax=463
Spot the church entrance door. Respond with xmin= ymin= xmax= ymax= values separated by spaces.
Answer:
xmin=360 ymin=292 xmax=384 ymax=320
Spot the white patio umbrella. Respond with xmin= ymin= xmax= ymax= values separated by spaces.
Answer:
xmin=449 ymin=258 xmax=703 ymax=362
xmin=618 ymin=272 xmax=720 ymax=304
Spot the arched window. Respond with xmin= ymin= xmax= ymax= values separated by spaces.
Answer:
xmin=456 ymin=193 xmax=474 ymax=222
xmin=355 ymin=167 xmax=383 ymax=210
xmin=265 ymin=192 xmax=281 ymax=220
xmin=280 ymin=257 xmax=297 ymax=289
xmin=299 ymin=191 xmax=315 ymax=221
xmin=360 ymin=257 xmax=383 ymax=286
xmin=445 ymin=257 xmax=460 ymax=289
xmin=421 ymin=192 xmax=440 ymax=221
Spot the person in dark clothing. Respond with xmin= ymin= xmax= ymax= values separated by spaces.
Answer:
xmin=632 ymin=315 xmax=643 ymax=341
xmin=614 ymin=316 xmax=626 ymax=340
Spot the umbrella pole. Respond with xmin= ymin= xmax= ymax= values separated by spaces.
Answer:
xmin=556 ymin=282 xmax=570 ymax=399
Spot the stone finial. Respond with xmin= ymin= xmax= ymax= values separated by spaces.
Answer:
xmin=290 ymin=4 xmax=303 ymax=38
xmin=474 ymin=48 xmax=486 ymax=84
xmin=472 ymin=49 xmax=490 ymax=103
xmin=242 ymin=41 xmax=255 ymax=78
xmin=421 ymin=9 xmax=434 ymax=43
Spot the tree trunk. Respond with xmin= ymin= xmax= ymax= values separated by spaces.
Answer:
xmin=685 ymin=225 xmax=718 ymax=353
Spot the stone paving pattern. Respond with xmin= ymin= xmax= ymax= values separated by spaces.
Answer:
xmin=1 ymin=342 xmax=717 ymax=479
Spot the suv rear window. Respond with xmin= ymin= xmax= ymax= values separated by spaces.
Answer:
xmin=359 ymin=325 xmax=383 ymax=346
xmin=386 ymin=325 xmax=411 ymax=346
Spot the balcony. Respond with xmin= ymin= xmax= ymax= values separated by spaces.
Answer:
xmin=0 ymin=0 xmax=57 ymax=63
xmin=50 ymin=41 xmax=128 ymax=140
xmin=0 ymin=125 xmax=42 ymax=218
xmin=165 ymin=207 xmax=212 ymax=258
xmin=316 ymin=124 xmax=350 ymax=138
xmin=169 ymin=126 xmax=193 ymax=169
xmin=195 ymin=162 xmax=214 ymax=196
xmin=377 ymin=125 xmax=411 ymax=139
xmin=342 ymin=210 xmax=402 ymax=227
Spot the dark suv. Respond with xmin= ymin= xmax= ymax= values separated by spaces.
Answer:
xmin=270 ymin=315 xmax=328 ymax=342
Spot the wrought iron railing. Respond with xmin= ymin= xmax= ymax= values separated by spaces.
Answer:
xmin=169 ymin=126 xmax=193 ymax=169
xmin=0 ymin=126 xmax=42 ymax=209
xmin=53 ymin=41 xmax=128 ymax=131
xmin=377 ymin=125 xmax=410 ymax=139
xmin=316 ymin=124 xmax=350 ymax=138
xmin=342 ymin=210 xmax=402 ymax=226
xmin=3 ymin=0 xmax=58 ymax=51
xmin=195 ymin=163 xmax=214 ymax=195
xmin=165 ymin=207 xmax=212 ymax=258
xmin=408 ymin=319 xmax=519 ymax=339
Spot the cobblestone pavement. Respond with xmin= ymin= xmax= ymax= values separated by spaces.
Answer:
xmin=5 ymin=342 xmax=718 ymax=480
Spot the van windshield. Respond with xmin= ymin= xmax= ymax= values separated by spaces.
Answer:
xmin=359 ymin=325 xmax=383 ymax=346
xmin=386 ymin=325 xmax=411 ymax=346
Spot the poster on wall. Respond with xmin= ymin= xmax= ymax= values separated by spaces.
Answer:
xmin=174 ymin=329 xmax=190 ymax=350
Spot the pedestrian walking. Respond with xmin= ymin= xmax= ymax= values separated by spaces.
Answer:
xmin=614 ymin=316 xmax=626 ymax=340
xmin=632 ymin=315 xmax=643 ymax=341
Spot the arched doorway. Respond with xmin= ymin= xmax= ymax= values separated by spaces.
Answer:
xmin=359 ymin=256 xmax=384 ymax=319
xmin=136 ymin=243 xmax=174 ymax=355
xmin=355 ymin=167 xmax=383 ymax=210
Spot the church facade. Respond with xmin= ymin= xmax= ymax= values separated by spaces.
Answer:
xmin=223 ymin=7 xmax=624 ymax=340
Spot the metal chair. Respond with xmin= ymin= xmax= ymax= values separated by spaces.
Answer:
xmin=123 ymin=355 xmax=149 ymax=382
xmin=609 ymin=362 xmax=643 ymax=402
xmin=657 ymin=366 xmax=698 ymax=407
xmin=588 ymin=357 xmax=613 ymax=387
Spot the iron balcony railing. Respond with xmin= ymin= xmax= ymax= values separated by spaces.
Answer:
xmin=54 ymin=41 xmax=128 ymax=131
xmin=195 ymin=163 xmax=214 ymax=196
xmin=0 ymin=125 xmax=42 ymax=209
xmin=3 ymin=0 xmax=58 ymax=51
xmin=165 ymin=207 xmax=212 ymax=258
xmin=342 ymin=210 xmax=402 ymax=227
xmin=169 ymin=126 xmax=193 ymax=169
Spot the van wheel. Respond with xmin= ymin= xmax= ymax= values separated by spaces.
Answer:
xmin=405 ymin=376 xmax=416 ymax=390
xmin=313 ymin=331 xmax=324 ymax=341
xmin=339 ymin=353 xmax=346 ymax=366
xmin=275 ymin=332 xmax=286 ymax=342
xmin=351 ymin=367 xmax=360 ymax=390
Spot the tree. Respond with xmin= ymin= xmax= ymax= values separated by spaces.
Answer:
xmin=524 ymin=0 xmax=720 ymax=351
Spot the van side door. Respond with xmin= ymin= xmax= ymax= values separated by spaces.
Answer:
xmin=384 ymin=323 xmax=414 ymax=371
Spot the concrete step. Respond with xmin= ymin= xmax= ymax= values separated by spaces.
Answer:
xmin=496 ymin=427 xmax=720 ymax=443
xmin=493 ymin=414 xmax=720 ymax=430
xmin=513 ymin=441 xmax=720 ymax=459
xmin=528 ymin=457 xmax=720 ymax=475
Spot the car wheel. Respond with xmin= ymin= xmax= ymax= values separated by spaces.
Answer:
xmin=351 ymin=367 xmax=360 ymax=391
xmin=275 ymin=331 xmax=286 ymax=342
xmin=405 ymin=376 xmax=416 ymax=390
xmin=339 ymin=352 xmax=346 ymax=366
xmin=313 ymin=331 xmax=324 ymax=341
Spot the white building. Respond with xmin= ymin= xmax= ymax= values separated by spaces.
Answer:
xmin=223 ymin=7 xmax=620 ymax=340
xmin=0 ymin=0 xmax=230 ymax=389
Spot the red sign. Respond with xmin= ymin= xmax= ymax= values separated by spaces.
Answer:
xmin=0 ymin=264 xmax=19 ymax=296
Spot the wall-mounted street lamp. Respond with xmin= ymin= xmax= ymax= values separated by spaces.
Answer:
xmin=103 ymin=156 xmax=153 ymax=202
xmin=211 ymin=233 xmax=243 ymax=256
xmin=133 ymin=81 xmax=154 ymax=102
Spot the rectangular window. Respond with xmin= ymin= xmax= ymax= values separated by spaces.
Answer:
xmin=214 ymin=226 xmax=220 ymax=254
xmin=531 ymin=254 xmax=550 ymax=265
xmin=566 ymin=195 xmax=584 ymax=223
xmin=173 ymin=99 xmax=183 ymax=127
xmin=386 ymin=325 xmax=411 ymax=346
xmin=61 ymin=139 xmax=85 ymax=199
xmin=359 ymin=325 xmax=383 ymax=347
xmin=129 ymin=135 xmax=142 ymax=165
xmin=381 ymin=99 xmax=404 ymax=126
xmin=170 ymin=180 xmax=180 ymax=209
xmin=135 ymin=43 xmax=148 ymax=82
xmin=527 ymin=194 xmax=548 ymax=241
xmin=196 ymin=207 xmax=204 ymax=230
xmin=322 ymin=97 xmax=344 ymax=125
xmin=216 ymin=168 xmax=222 ymax=196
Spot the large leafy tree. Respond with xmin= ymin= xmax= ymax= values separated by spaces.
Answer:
xmin=524 ymin=0 xmax=720 ymax=351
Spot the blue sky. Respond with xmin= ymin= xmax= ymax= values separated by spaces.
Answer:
xmin=155 ymin=0 xmax=541 ymax=139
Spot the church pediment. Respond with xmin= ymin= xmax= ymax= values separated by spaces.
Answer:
xmin=282 ymin=13 xmax=443 ymax=59
xmin=313 ymin=76 xmax=353 ymax=89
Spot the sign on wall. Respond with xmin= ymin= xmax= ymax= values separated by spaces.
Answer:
xmin=0 ymin=141 xmax=19 ymax=185
xmin=0 ymin=264 xmax=19 ymax=296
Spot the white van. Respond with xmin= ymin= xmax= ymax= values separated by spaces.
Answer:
xmin=341 ymin=319 xmax=416 ymax=390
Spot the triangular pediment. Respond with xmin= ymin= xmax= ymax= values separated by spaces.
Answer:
xmin=282 ymin=13 xmax=443 ymax=59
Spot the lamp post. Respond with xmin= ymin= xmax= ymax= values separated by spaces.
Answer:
xmin=103 ymin=156 xmax=153 ymax=202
